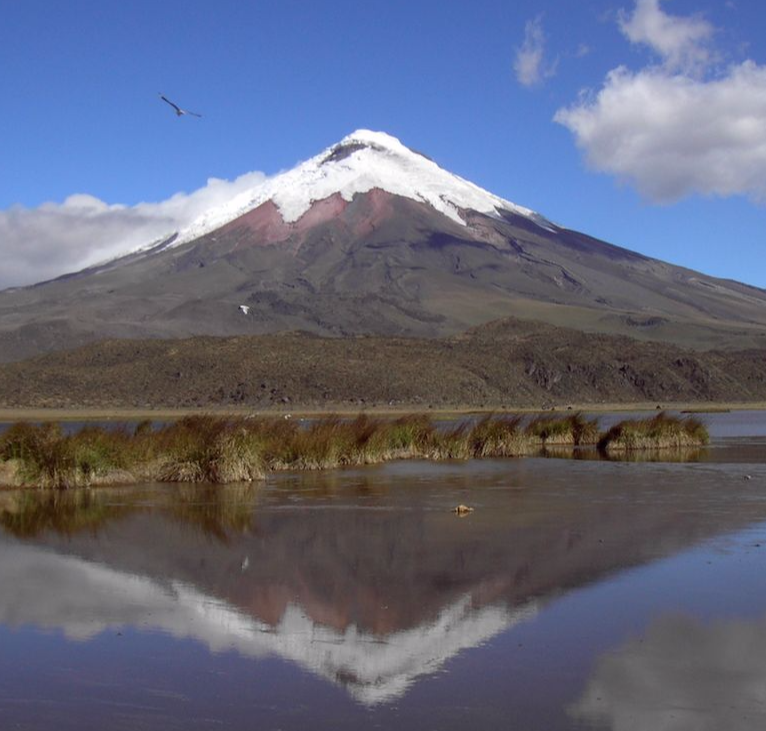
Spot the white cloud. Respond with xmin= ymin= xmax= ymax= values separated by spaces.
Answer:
xmin=0 ymin=170 xmax=267 ymax=290
xmin=514 ymin=16 xmax=557 ymax=87
xmin=554 ymin=1 xmax=766 ymax=204
xmin=554 ymin=62 xmax=766 ymax=203
xmin=619 ymin=0 xmax=714 ymax=73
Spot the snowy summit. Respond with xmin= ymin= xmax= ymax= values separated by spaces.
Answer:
xmin=174 ymin=130 xmax=549 ymax=246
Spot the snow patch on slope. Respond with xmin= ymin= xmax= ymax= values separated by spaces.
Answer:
xmin=173 ymin=130 xmax=552 ymax=246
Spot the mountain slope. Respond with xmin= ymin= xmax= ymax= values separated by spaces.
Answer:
xmin=1 ymin=318 xmax=764 ymax=409
xmin=1 ymin=130 xmax=766 ymax=362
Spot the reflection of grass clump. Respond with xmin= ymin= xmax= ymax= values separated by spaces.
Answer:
xmin=0 ymin=489 xmax=128 ymax=537
xmin=167 ymin=483 xmax=259 ymax=542
xmin=0 ymin=482 xmax=260 ymax=540
xmin=600 ymin=447 xmax=707 ymax=463
xmin=597 ymin=412 xmax=709 ymax=452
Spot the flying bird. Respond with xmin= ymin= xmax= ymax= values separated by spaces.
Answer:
xmin=159 ymin=93 xmax=202 ymax=118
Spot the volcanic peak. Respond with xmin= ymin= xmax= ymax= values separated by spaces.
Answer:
xmin=173 ymin=130 xmax=552 ymax=248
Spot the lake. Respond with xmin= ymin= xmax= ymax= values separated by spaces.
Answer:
xmin=1 ymin=411 xmax=766 ymax=730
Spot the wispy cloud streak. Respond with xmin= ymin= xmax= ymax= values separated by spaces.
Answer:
xmin=514 ymin=16 xmax=557 ymax=87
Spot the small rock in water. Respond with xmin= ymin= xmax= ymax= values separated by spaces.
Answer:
xmin=453 ymin=504 xmax=474 ymax=516
xmin=744 ymin=475 xmax=753 ymax=480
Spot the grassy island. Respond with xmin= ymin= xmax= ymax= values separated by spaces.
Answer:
xmin=0 ymin=411 xmax=708 ymax=489
xmin=597 ymin=412 xmax=709 ymax=452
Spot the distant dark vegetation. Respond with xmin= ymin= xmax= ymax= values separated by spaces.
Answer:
xmin=0 ymin=318 xmax=764 ymax=409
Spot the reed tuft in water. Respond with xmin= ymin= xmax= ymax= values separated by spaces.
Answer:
xmin=468 ymin=415 xmax=529 ymax=456
xmin=152 ymin=415 xmax=266 ymax=483
xmin=597 ymin=412 xmax=709 ymax=452
xmin=0 ymin=422 xmax=133 ymax=489
xmin=525 ymin=412 xmax=600 ymax=446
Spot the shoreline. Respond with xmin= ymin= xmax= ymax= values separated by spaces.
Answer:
xmin=1 ymin=401 xmax=765 ymax=423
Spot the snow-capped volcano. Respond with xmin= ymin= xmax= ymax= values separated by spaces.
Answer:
xmin=2 ymin=128 xmax=766 ymax=363
xmin=173 ymin=129 xmax=551 ymax=247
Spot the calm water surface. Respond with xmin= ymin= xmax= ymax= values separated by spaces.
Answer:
xmin=1 ymin=412 xmax=766 ymax=730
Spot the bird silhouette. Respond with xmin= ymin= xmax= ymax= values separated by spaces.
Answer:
xmin=159 ymin=93 xmax=202 ymax=118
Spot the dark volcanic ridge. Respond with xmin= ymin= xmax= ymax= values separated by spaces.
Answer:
xmin=1 ymin=317 xmax=764 ymax=409
xmin=1 ymin=130 xmax=766 ymax=363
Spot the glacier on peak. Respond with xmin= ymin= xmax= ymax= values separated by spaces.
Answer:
xmin=171 ymin=129 xmax=552 ymax=248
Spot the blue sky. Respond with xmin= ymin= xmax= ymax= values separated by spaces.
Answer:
xmin=1 ymin=0 xmax=764 ymax=289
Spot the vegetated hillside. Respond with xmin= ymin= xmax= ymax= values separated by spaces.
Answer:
xmin=0 ymin=318 xmax=764 ymax=409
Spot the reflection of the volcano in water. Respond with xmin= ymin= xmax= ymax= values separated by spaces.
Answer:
xmin=0 ymin=540 xmax=532 ymax=705
xmin=2 ymin=457 xmax=766 ymax=705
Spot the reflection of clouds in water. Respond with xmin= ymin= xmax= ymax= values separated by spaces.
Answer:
xmin=0 ymin=541 xmax=536 ymax=705
xmin=570 ymin=613 xmax=766 ymax=731
xmin=0 ymin=543 xmax=166 ymax=640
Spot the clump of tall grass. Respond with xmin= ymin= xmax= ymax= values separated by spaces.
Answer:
xmin=524 ymin=412 xmax=600 ymax=446
xmin=0 ymin=422 xmax=133 ymax=489
xmin=259 ymin=414 xmax=438 ymax=469
xmin=272 ymin=416 xmax=357 ymax=470
xmin=153 ymin=415 xmax=265 ymax=483
xmin=366 ymin=414 xmax=436 ymax=460
xmin=427 ymin=422 xmax=472 ymax=460
xmin=467 ymin=415 xmax=531 ymax=456
xmin=0 ymin=416 xmax=267 ymax=488
xmin=597 ymin=412 xmax=709 ymax=452
xmin=1 ymin=422 xmax=62 ymax=463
